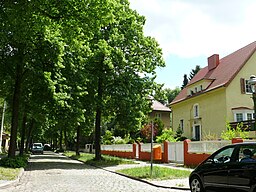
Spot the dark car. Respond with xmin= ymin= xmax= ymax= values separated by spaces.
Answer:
xmin=189 ymin=142 xmax=256 ymax=192
xmin=31 ymin=143 xmax=44 ymax=154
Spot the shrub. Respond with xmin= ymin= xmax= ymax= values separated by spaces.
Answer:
xmin=156 ymin=128 xmax=176 ymax=143
xmin=0 ymin=155 xmax=28 ymax=168
xmin=102 ymin=130 xmax=114 ymax=145
xmin=141 ymin=118 xmax=164 ymax=142
xmin=175 ymin=126 xmax=187 ymax=141
xmin=112 ymin=136 xmax=126 ymax=144
xmin=221 ymin=122 xmax=249 ymax=140
xmin=202 ymin=132 xmax=218 ymax=140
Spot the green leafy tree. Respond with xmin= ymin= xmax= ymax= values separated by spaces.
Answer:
xmin=0 ymin=1 xmax=64 ymax=157
xmin=189 ymin=65 xmax=201 ymax=80
xmin=181 ymin=74 xmax=189 ymax=90
xmin=85 ymin=0 xmax=164 ymax=160
xmin=154 ymin=87 xmax=181 ymax=105
xmin=165 ymin=87 xmax=181 ymax=104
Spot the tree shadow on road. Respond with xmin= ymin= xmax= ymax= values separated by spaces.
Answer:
xmin=25 ymin=152 xmax=100 ymax=171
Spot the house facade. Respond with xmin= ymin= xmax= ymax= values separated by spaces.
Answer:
xmin=170 ymin=41 xmax=256 ymax=140
xmin=149 ymin=100 xmax=171 ymax=128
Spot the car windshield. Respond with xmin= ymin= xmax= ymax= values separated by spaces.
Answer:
xmin=33 ymin=144 xmax=42 ymax=148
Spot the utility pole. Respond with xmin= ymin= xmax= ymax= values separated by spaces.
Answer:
xmin=150 ymin=121 xmax=153 ymax=178
xmin=0 ymin=101 xmax=6 ymax=153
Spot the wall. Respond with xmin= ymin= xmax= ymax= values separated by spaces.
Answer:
xmin=100 ymin=139 xmax=244 ymax=166
xmin=149 ymin=111 xmax=171 ymax=128
xmin=172 ymin=88 xmax=226 ymax=140
xmin=226 ymin=52 xmax=256 ymax=137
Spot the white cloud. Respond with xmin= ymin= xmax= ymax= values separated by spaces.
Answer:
xmin=129 ymin=0 xmax=256 ymax=59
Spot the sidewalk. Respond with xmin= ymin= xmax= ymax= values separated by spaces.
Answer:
xmin=101 ymin=160 xmax=192 ymax=190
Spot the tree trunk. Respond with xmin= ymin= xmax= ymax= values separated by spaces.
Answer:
xmin=25 ymin=118 xmax=35 ymax=153
xmin=95 ymin=75 xmax=103 ymax=161
xmin=59 ymin=126 xmax=63 ymax=151
xmin=76 ymin=125 xmax=81 ymax=156
xmin=64 ymin=128 xmax=68 ymax=151
xmin=8 ymin=61 xmax=23 ymax=158
xmin=19 ymin=112 xmax=27 ymax=156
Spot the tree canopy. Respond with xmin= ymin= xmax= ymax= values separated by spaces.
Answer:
xmin=0 ymin=0 xmax=165 ymax=159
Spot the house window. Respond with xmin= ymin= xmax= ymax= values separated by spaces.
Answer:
xmin=155 ymin=113 xmax=161 ymax=119
xmin=200 ymin=85 xmax=203 ymax=91
xmin=247 ymin=113 xmax=253 ymax=120
xmin=241 ymin=78 xmax=253 ymax=94
xmin=194 ymin=104 xmax=199 ymax=118
xmin=233 ymin=111 xmax=254 ymax=122
xmin=236 ymin=113 xmax=243 ymax=122
xmin=195 ymin=87 xmax=198 ymax=93
xmin=180 ymin=119 xmax=184 ymax=131
xmin=245 ymin=79 xmax=252 ymax=93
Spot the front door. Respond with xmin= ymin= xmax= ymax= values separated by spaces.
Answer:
xmin=193 ymin=125 xmax=201 ymax=141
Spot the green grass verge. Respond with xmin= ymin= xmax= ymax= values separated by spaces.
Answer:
xmin=0 ymin=167 xmax=22 ymax=180
xmin=117 ymin=166 xmax=191 ymax=180
xmin=64 ymin=151 xmax=137 ymax=167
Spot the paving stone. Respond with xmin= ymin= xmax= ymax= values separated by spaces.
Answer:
xmin=2 ymin=152 xmax=189 ymax=192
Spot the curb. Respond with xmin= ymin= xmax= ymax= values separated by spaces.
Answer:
xmin=100 ymin=166 xmax=190 ymax=191
xmin=67 ymin=154 xmax=191 ymax=191
xmin=0 ymin=168 xmax=24 ymax=189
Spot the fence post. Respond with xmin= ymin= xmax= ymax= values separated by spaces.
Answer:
xmin=232 ymin=138 xmax=243 ymax=144
xmin=162 ymin=141 xmax=169 ymax=163
xmin=132 ymin=143 xmax=136 ymax=159
xmin=138 ymin=143 xmax=142 ymax=160
xmin=183 ymin=139 xmax=191 ymax=166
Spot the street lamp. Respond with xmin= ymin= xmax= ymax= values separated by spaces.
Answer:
xmin=248 ymin=75 xmax=256 ymax=130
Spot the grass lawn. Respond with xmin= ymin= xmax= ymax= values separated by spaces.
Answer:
xmin=64 ymin=151 xmax=137 ymax=167
xmin=117 ymin=166 xmax=191 ymax=180
xmin=0 ymin=167 xmax=22 ymax=180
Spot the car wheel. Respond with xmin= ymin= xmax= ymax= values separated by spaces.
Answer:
xmin=190 ymin=176 xmax=204 ymax=192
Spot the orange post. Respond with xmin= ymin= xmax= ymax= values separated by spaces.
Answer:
xmin=153 ymin=145 xmax=162 ymax=160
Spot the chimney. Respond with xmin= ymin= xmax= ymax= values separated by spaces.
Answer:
xmin=208 ymin=54 xmax=219 ymax=71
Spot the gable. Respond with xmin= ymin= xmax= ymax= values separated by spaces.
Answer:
xmin=171 ymin=41 xmax=256 ymax=105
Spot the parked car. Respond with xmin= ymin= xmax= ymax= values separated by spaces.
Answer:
xmin=43 ymin=144 xmax=51 ymax=151
xmin=189 ymin=142 xmax=256 ymax=192
xmin=31 ymin=143 xmax=44 ymax=154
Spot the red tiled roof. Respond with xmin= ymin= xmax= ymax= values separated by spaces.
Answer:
xmin=152 ymin=100 xmax=171 ymax=112
xmin=171 ymin=41 xmax=256 ymax=105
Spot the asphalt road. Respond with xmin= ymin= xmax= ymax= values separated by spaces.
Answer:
xmin=3 ymin=151 xmax=189 ymax=192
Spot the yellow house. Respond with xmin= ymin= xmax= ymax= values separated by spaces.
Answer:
xmin=149 ymin=100 xmax=171 ymax=128
xmin=170 ymin=41 xmax=256 ymax=140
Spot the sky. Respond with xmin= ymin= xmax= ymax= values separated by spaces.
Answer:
xmin=129 ymin=0 xmax=256 ymax=89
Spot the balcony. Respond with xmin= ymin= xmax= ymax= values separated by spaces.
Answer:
xmin=229 ymin=120 xmax=255 ymax=131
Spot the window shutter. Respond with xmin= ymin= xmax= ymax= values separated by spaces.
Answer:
xmin=240 ymin=78 xmax=245 ymax=94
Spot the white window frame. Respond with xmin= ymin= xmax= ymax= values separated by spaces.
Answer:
xmin=193 ymin=104 xmax=199 ymax=118
xmin=233 ymin=109 xmax=254 ymax=122
xmin=245 ymin=79 xmax=252 ymax=94
xmin=180 ymin=119 xmax=184 ymax=131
